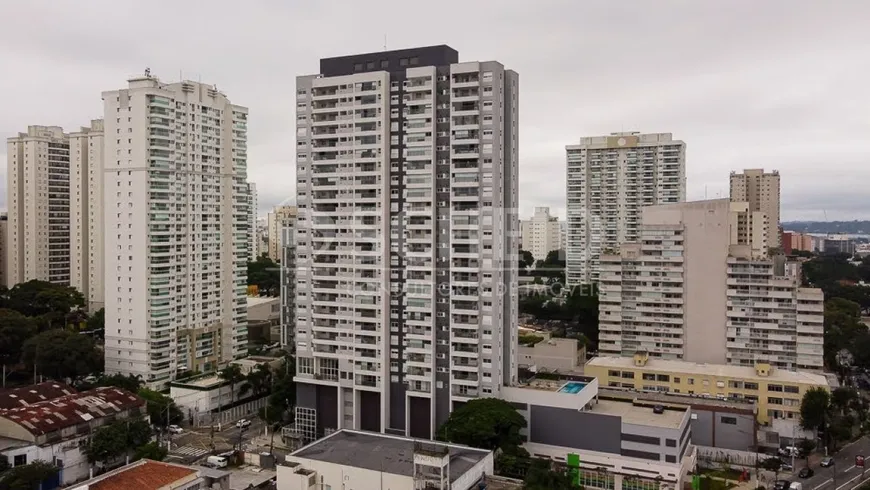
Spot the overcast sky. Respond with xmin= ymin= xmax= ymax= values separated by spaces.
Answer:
xmin=1 ymin=0 xmax=868 ymax=221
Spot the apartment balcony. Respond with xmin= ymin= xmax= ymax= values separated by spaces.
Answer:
xmin=404 ymin=78 xmax=433 ymax=91
xmin=451 ymin=74 xmax=480 ymax=87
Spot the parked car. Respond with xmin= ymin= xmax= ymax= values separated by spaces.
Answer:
xmin=774 ymin=480 xmax=790 ymax=490
xmin=167 ymin=425 xmax=183 ymax=434
xmin=206 ymin=455 xmax=228 ymax=468
xmin=798 ymin=467 xmax=814 ymax=479
xmin=780 ymin=460 xmax=794 ymax=471
xmin=821 ymin=457 xmax=835 ymax=468
xmin=236 ymin=418 xmax=251 ymax=429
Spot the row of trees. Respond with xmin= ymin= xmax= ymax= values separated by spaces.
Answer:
xmin=519 ymin=249 xmax=566 ymax=285
xmin=800 ymin=386 xmax=869 ymax=452
xmin=437 ymin=398 xmax=574 ymax=489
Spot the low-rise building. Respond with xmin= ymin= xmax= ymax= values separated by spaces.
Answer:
xmin=0 ymin=387 xmax=145 ymax=486
xmin=518 ymin=334 xmax=585 ymax=373
xmin=68 ymin=459 xmax=229 ymax=490
xmin=584 ymin=354 xmax=829 ymax=436
xmin=247 ymin=296 xmax=281 ymax=346
xmin=501 ymin=374 xmax=695 ymax=490
xmin=277 ymin=429 xmax=493 ymax=490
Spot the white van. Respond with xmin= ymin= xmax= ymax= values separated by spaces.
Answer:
xmin=206 ymin=455 xmax=228 ymax=468
xmin=790 ymin=482 xmax=802 ymax=490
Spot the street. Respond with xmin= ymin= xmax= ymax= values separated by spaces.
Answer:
xmin=778 ymin=438 xmax=870 ymax=490
xmin=164 ymin=418 xmax=267 ymax=464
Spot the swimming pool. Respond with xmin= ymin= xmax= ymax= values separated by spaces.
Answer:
xmin=558 ymin=381 xmax=587 ymax=394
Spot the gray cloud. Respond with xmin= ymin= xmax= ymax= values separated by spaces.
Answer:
xmin=1 ymin=0 xmax=868 ymax=222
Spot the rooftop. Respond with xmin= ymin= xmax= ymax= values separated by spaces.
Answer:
xmin=598 ymin=388 xmax=756 ymax=414
xmin=246 ymin=296 xmax=279 ymax=307
xmin=588 ymin=399 xmax=686 ymax=429
xmin=73 ymin=460 xmax=198 ymax=490
xmin=518 ymin=373 xmax=596 ymax=395
xmin=0 ymin=387 xmax=144 ymax=436
xmin=0 ymin=382 xmax=75 ymax=410
xmin=289 ymin=430 xmax=490 ymax=483
xmin=586 ymin=356 xmax=830 ymax=386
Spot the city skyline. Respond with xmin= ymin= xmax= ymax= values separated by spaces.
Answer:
xmin=0 ymin=1 xmax=868 ymax=221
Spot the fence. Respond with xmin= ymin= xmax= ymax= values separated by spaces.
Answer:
xmin=696 ymin=446 xmax=759 ymax=469
xmin=192 ymin=397 xmax=268 ymax=427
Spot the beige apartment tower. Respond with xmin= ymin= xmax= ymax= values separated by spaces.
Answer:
xmin=69 ymin=120 xmax=105 ymax=310
xmin=6 ymin=126 xmax=71 ymax=287
xmin=598 ymin=199 xmax=823 ymax=371
xmin=730 ymin=169 xmax=780 ymax=249
xmin=267 ymin=205 xmax=297 ymax=262
xmin=520 ymin=206 xmax=562 ymax=261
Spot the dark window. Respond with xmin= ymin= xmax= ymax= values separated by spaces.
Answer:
xmin=666 ymin=439 xmax=677 ymax=447
xmin=674 ymin=377 xmax=681 ymax=383
xmin=721 ymin=416 xmax=738 ymax=425
xmin=642 ymin=373 xmax=656 ymax=381
xmin=680 ymin=421 xmax=691 ymax=442
xmin=744 ymin=382 xmax=759 ymax=390
xmin=622 ymin=371 xmax=635 ymax=379
xmin=13 ymin=454 xmax=26 ymax=466
xmin=353 ymin=63 xmax=363 ymax=72
xmin=410 ymin=56 xmax=419 ymax=65
xmin=622 ymin=433 xmax=660 ymax=445
xmin=666 ymin=455 xmax=677 ymax=463
xmin=657 ymin=374 xmax=670 ymax=382
xmin=621 ymin=448 xmax=660 ymax=461
xmin=380 ymin=60 xmax=389 ymax=69
xmin=400 ymin=58 xmax=409 ymax=66
xmin=784 ymin=385 xmax=800 ymax=394
xmin=366 ymin=62 xmax=375 ymax=70
xmin=609 ymin=370 xmax=621 ymax=377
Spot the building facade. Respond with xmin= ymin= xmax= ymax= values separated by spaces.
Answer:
xmin=585 ymin=353 xmax=829 ymax=427
xmin=520 ymin=206 xmax=561 ymax=261
xmin=292 ymin=45 xmax=519 ymax=441
xmin=267 ymin=205 xmax=297 ymax=262
xmin=6 ymin=126 xmax=72 ymax=287
xmin=729 ymin=169 xmax=781 ymax=250
xmin=246 ymin=182 xmax=259 ymax=259
xmin=566 ymin=132 xmax=686 ymax=285
xmin=69 ymin=120 xmax=105 ymax=310
xmin=280 ymin=225 xmax=296 ymax=349
xmin=0 ymin=213 xmax=6 ymax=288
xmin=102 ymin=73 xmax=249 ymax=388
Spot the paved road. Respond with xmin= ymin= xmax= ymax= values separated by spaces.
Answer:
xmin=778 ymin=438 xmax=870 ymax=490
xmin=165 ymin=418 xmax=266 ymax=464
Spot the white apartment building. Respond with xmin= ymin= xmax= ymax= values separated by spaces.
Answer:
xmin=520 ymin=206 xmax=561 ymax=261
xmin=6 ymin=126 xmax=72 ymax=287
xmin=102 ymin=72 xmax=249 ymax=388
xmin=598 ymin=199 xmax=824 ymax=371
xmin=726 ymin=257 xmax=824 ymax=371
xmin=69 ymin=120 xmax=105 ymax=310
xmin=246 ymin=182 xmax=258 ymax=260
xmin=267 ymin=205 xmax=297 ymax=262
xmin=0 ymin=213 xmax=6 ymax=287
xmin=292 ymin=45 xmax=518 ymax=442
xmin=280 ymin=224 xmax=296 ymax=349
xmin=566 ymin=132 xmax=686 ymax=285
xmin=730 ymin=169 xmax=781 ymax=249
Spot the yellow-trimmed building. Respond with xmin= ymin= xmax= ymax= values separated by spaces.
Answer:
xmin=585 ymin=352 xmax=830 ymax=426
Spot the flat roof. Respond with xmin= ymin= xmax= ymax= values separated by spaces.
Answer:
xmin=290 ymin=430 xmax=489 ymax=483
xmin=598 ymin=388 xmax=756 ymax=413
xmin=518 ymin=374 xmax=596 ymax=394
xmin=247 ymin=296 xmax=279 ymax=307
xmin=589 ymin=399 xmax=685 ymax=429
xmin=586 ymin=356 xmax=829 ymax=386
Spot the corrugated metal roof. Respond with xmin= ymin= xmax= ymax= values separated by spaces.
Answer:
xmin=0 ymin=382 xmax=75 ymax=409
xmin=0 ymin=387 xmax=144 ymax=436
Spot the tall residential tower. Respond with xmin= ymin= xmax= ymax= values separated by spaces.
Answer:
xmin=102 ymin=73 xmax=249 ymax=388
xmin=520 ymin=206 xmax=562 ymax=261
xmin=729 ymin=169 xmax=781 ymax=250
xmin=566 ymin=132 xmax=685 ymax=285
xmin=292 ymin=45 xmax=518 ymax=441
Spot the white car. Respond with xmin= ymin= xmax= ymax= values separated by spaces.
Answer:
xmin=167 ymin=425 xmax=183 ymax=434
xmin=236 ymin=418 xmax=251 ymax=429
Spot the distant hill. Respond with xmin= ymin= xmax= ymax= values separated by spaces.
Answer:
xmin=783 ymin=221 xmax=870 ymax=235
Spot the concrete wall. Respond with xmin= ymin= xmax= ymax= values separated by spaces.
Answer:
xmin=690 ymin=410 xmax=755 ymax=451
xmin=527 ymin=404 xmax=622 ymax=454
xmin=518 ymin=338 xmax=583 ymax=372
xmin=621 ymin=421 xmax=684 ymax=464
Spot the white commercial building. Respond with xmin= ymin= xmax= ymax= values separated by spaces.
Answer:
xmin=730 ymin=169 xmax=781 ymax=249
xmin=69 ymin=120 xmax=105 ymax=310
xmin=566 ymin=132 xmax=686 ymax=285
xmin=292 ymin=45 xmax=519 ymax=441
xmin=520 ymin=206 xmax=562 ymax=261
xmin=597 ymin=199 xmax=824 ymax=370
xmin=102 ymin=72 xmax=249 ymax=388
xmin=246 ymin=182 xmax=258 ymax=260
xmin=277 ymin=430 xmax=493 ymax=490
xmin=267 ymin=205 xmax=297 ymax=262
xmin=6 ymin=126 xmax=72 ymax=287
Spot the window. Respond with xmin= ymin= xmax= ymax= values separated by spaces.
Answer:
xmin=784 ymin=385 xmax=800 ymax=394
xmin=666 ymin=439 xmax=677 ymax=447
xmin=621 ymin=433 xmax=660 ymax=445
xmin=674 ymin=377 xmax=680 ymax=383
xmin=366 ymin=61 xmax=375 ymax=70
xmin=609 ymin=370 xmax=621 ymax=377
xmin=642 ymin=373 xmax=656 ymax=381
xmin=688 ymin=378 xmax=695 ymax=385
xmin=768 ymin=397 xmax=783 ymax=405
xmin=13 ymin=454 xmax=26 ymax=466
xmin=353 ymin=63 xmax=363 ymax=72
xmin=768 ymin=384 xmax=784 ymax=392
xmin=666 ymin=455 xmax=677 ymax=463
xmin=744 ymin=382 xmax=759 ymax=390
xmin=721 ymin=416 xmax=738 ymax=425
xmin=656 ymin=374 xmax=670 ymax=382
xmin=400 ymin=58 xmax=409 ymax=66
xmin=380 ymin=60 xmax=389 ymax=69
xmin=621 ymin=371 xmax=635 ymax=379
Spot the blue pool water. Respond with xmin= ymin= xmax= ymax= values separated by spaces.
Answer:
xmin=558 ymin=381 xmax=587 ymax=394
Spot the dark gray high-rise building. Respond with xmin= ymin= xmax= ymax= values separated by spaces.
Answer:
xmin=292 ymin=45 xmax=519 ymax=441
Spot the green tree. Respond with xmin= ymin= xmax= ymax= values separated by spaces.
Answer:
xmin=84 ymin=416 xmax=152 ymax=464
xmin=0 ymin=460 xmax=59 ymax=490
xmin=831 ymin=387 xmax=858 ymax=416
xmin=436 ymin=398 xmax=526 ymax=451
xmin=22 ymin=329 xmax=102 ymax=381
xmin=247 ymin=256 xmax=280 ymax=296
xmin=132 ymin=441 xmax=168 ymax=462
xmin=262 ymin=358 xmax=296 ymax=424
xmin=761 ymin=456 xmax=783 ymax=482
xmin=137 ymin=388 xmax=183 ymax=428
xmin=97 ymin=373 xmax=144 ymax=393
xmin=523 ymin=458 xmax=574 ymax=490
xmin=4 ymin=280 xmax=85 ymax=329
xmin=219 ymin=364 xmax=245 ymax=405
xmin=0 ymin=309 xmax=36 ymax=369
xmin=800 ymin=387 xmax=831 ymax=431
xmin=86 ymin=308 xmax=105 ymax=332
xmin=519 ymin=249 xmax=535 ymax=274
xmin=797 ymin=439 xmax=816 ymax=467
